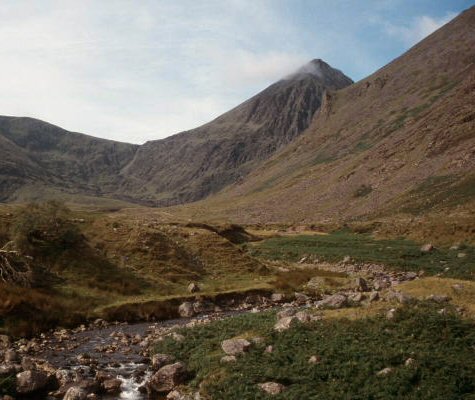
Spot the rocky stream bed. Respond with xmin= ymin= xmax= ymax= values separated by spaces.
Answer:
xmin=0 ymin=264 xmax=434 ymax=400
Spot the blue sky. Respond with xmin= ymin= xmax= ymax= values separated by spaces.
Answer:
xmin=0 ymin=0 xmax=472 ymax=143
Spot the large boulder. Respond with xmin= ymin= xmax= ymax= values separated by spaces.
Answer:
xmin=178 ymin=302 xmax=195 ymax=318
xmin=318 ymin=294 xmax=347 ymax=309
xmin=147 ymin=362 xmax=187 ymax=394
xmin=102 ymin=378 xmax=122 ymax=394
xmin=221 ymin=338 xmax=251 ymax=355
xmin=16 ymin=370 xmax=49 ymax=394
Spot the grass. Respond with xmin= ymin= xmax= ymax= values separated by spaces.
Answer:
xmin=399 ymin=174 xmax=475 ymax=215
xmin=250 ymin=231 xmax=475 ymax=280
xmin=153 ymin=302 xmax=475 ymax=400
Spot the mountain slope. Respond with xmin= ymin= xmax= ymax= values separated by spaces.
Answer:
xmin=0 ymin=117 xmax=138 ymax=202
xmin=0 ymin=60 xmax=352 ymax=205
xmin=179 ymin=6 xmax=475 ymax=224
xmin=117 ymin=60 xmax=353 ymax=205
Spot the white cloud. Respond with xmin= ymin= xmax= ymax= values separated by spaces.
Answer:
xmin=385 ymin=12 xmax=457 ymax=46
xmin=0 ymin=0 xmax=308 ymax=143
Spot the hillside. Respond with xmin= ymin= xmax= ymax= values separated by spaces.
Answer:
xmin=179 ymin=6 xmax=475 ymax=225
xmin=0 ymin=60 xmax=352 ymax=206
xmin=0 ymin=116 xmax=138 ymax=203
xmin=118 ymin=59 xmax=353 ymax=205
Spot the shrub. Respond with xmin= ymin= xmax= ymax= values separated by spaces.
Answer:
xmin=11 ymin=201 xmax=82 ymax=257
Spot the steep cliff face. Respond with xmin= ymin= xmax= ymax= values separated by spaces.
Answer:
xmin=118 ymin=60 xmax=353 ymax=205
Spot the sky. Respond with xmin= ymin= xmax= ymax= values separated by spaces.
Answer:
xmin=0 ymin=0 xmax=472 ymax=144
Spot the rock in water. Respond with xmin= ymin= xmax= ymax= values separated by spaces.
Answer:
xmin=63 ymin=387 xmax=88 ymax=400
xmin=16 ymin=370 xmax=49 ymax=394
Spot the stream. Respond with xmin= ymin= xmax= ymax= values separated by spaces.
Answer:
xmin=24 ymin=310 xmax=253 ymax=400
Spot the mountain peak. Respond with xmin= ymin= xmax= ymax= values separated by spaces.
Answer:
xmin=284 ymin=58 xmax=353 ymax=89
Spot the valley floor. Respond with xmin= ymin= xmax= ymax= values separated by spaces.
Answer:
xmin=0 ymin=203 xmax=474 ymax=399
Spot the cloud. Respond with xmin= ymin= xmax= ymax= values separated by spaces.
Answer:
xmin=0 ymin=0 xmax=309 ymax=143
xmin=0 ymin=1 xmax=464 ymax=143
xmin=385 ymin=12 xmax=457 ymax=46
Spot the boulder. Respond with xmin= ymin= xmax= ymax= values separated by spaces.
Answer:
xmin=258 ymin=382 xmax=286 ymax=395
xmin=178 ymin=302 xmax=195 ymax=318
xmin=295 ymin=311 xmax=312 ymax=323
xmin=308 ymin=355 xmax=321 ymax=364
xmin=152 ymin=354 xmax=175 ymax=370
xmin=0 ymin=335 xmax=11 ymax=350
xmin=420 ymin=244 xmax=434 ymax=253
xmin=221 ymin=338 xmax=251 ymax=355
xmin=349 ymin=292 xmax=364 ymax=303
xmin=294 ymin=292 xmax=310 ymax=304
xmin=319 ymin=294 xmax=347 ymax=309
xmin=426 ymin=294 xmax=451 ymax=303
xmin=354 ymin=277 xmax=369 ymax=292
xmin=16 ymin=370 xmax=49 ymax=394
xmin=147 ymin=362 xmax=187 ymax=394
xmin=274 ymin=316 xmax=298 ymax=332
xmin=270 ymin=293 xmax=285 ymax=303
xmin=4 ymin=349 xmax=18 ymax=363
xmin=276 ymin=308 xmax=296 ymax=319
xmin=305 ymin=277 xmax=325 ymax=291
xmin=369 ymin=291 xmax=379 ymax=302
xmin=64 ymin=387 xmax=88 ymax=400
xmin=56 ymin=369 xmax=74 ymax=386
xmin=102 ymin=378 xmax=122 ymax=394
xmin=167 ymin=390 xmax=194 ymax=400
xmin=386 ymin=308 xmax=397 ymax=320
xmin=0 ymin=363 xmax=21 ymax=377
xmin=187 ymin=283 xmax=200 ymax=293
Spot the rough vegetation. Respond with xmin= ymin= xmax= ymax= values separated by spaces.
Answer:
xmin=251 ymin=231 xmax=475 ymax=280
xmin=153 ymin=303 xmax=475 ymax=399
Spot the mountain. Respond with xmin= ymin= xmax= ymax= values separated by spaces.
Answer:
xmin=181 ymin=6 xmax=475 ymax=223
xmin=0 ymin=60 xmax=352 ymax=205
xmin=117 ymin=59 xmax=352 ymax=205
xmin=0 ymin=117 xmax=138 ymax=202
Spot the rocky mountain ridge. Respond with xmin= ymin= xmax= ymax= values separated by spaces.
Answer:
xmin=0 ymin=60 xmax=353 ymax=205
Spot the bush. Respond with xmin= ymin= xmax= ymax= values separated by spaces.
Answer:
xmin=11 ymin=201 xmax=82 ymax=257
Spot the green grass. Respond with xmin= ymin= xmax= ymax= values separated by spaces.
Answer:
xmin=153 ymin=303 xmax=475 ymax=399
xmin=250 ymin=231 xmax=475 ymax=280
